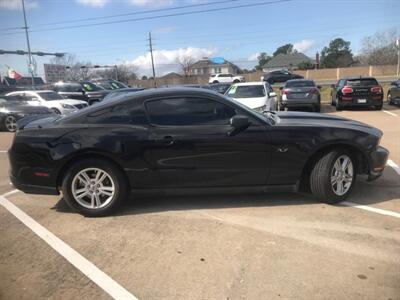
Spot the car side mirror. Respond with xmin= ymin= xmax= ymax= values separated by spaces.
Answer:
xmin=269 ymin=92 xmax=277 ymax=98
xmin=391 ymin=81 xmax=397 ymax=86
xmin=228 ymin=115 xmax=250 ymax=136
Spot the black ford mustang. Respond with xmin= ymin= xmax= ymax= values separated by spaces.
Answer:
xmin=9 ymin=88 xmax=388 ymax=216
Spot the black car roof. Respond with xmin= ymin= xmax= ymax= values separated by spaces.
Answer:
xmin=341 ymin=76 xmax=378 ymax=81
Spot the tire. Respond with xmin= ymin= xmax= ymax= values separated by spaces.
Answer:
xmin=213 ymin=80 xmax=219 ymax=84
xmin=51 ymin=108 xmax=61 ymax=115
xmin=279 ymin=104 xmax=285 ymax=111
xmin=374 ymin=104 xmax=383 ymax=110
xmin=61 ymin=159 xmax=128 ymax=217
xmin=4 ymin=115 xmax=17 ymax=132
xmin=335 ymin=100 xmax=343 ymax=111
xmin=233 ymin=79 xmax=240 ymax=83
xmin=387 ymin=92 xmax=394 ymax=105
xmin=310 ymin=149 xmax=356 ymax=204
xmin=314 ymin=105 xmax=321 ymax=112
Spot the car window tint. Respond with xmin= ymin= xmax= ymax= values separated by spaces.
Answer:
xmin=227 ymin=85 xmax=265 ymax=98
xmin=346 ymin=78 xmax=379 ymax=86
xmin=286 ymin=80 xmax=315 ymax=87
xmin=86 ymin=102 xmax=147 ymax=125
xmin=146 ymin=97 xmax=236 ymax=126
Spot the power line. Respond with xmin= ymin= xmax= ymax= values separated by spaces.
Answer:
xmin=32 ymin=0 xmax=243 ymax=27
xmin=0 ymin=0 xmax=292 ymax=35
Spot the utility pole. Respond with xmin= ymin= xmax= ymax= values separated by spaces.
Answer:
xmin=21 ymin=0 xmax=35 ymax=89
xmin=396 ymin=38 xmax=399 ymax=77
xmin=148 ymin=32 xmax=157 ymax=88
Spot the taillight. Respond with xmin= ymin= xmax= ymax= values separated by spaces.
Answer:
xmin=371 ymin=86 xmax=382 ymax=93
xmin=282 ymin=89 xmax=290 ymax=95
xmin=309 ymin=88 xmax=318 ymax=94
xmin=341 ymin=86 xmax=353 ymax=94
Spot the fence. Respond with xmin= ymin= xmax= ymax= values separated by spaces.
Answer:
xmin=129 ymin=65 xmax=398 ymax=87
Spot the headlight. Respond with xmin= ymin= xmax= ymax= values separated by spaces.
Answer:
xmin=0 ymin=107 xmax=9 ymax=113
xmin=254 ymin=105 xmax=266 ymax=112
xmin=61 ymin=103 xmax=75 ymax=109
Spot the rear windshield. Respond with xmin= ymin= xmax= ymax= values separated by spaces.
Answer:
xmin=285 ymin=80 xmax=315 ymax=87
xmin=226 ymin=85 xmax=265 ymax=98
xmin=346 ymin=78 xmax=378 ymax=86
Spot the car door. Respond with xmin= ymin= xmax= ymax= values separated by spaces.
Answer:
xmin=392 ymin=81 xmax=400 ymax=100
xmin=144 ymin=96 xmax=271 ymax=188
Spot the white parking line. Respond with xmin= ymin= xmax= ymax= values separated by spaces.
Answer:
xmin=382 ymin=110 xmax=397 ymax=116
xmin=0 ymin=150 xmax=7 ymax=153
xmin=341 ymin=202 xmax=400 ymax=218
xmin=0 ymin=193 xmax=138 ymax=300
xmin=387 ymin=159 xmax=400 ymax=176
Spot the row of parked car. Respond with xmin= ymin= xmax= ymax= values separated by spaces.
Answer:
xmin=1 ymin=75 xmax=398 ymax=133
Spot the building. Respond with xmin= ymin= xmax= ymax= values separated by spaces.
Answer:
xmin=262 ymin=53 xmax=315 ymax=72
xmin=159 ymin=72 xmax=182 ymax=84
xmin=190 ymin=58 xmax=241 ymax=75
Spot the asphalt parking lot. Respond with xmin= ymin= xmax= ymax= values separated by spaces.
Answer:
xmin=0 ymin=104 xmax=399 ymax=300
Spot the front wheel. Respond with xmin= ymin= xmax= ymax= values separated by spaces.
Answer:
xmin=310 ymin=150 xmax=356 ymax=204
xmin=4 ymin=115 xmax=17 ymax=132
xmin=233 ymin=79 xmax=240 ymax=83
xmin=61 ymin=159 xmax=128 ymax=217
xmin=387 ymin=92 xmax=394 ymax=105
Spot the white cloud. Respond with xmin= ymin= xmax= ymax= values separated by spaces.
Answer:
xmin=293 ymin=39 xmax=315 ymax=53
xmin=129 ymin=47 xmax=216 ymax=76
xmin=75 ymin=0 xmax=109 ymax=7
xmin=0 ymin=0 xmax=37 ymax=10
xmin=127 ymin=0 xmax=174 ymax=7
xmin=248 ymin=52 xmax=260 ymax=61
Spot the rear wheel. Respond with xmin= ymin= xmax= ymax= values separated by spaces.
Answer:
xmin=233 ymin=79 xmax=240 ymax=83
xmin=61 ymin=159 xmax=128 ymax=217
xmin=335 ymin=100 xmax=343 ymax=111
xmin=314 ymin=105 xmax=321 ymax=112
xmin=374 ymin=104 xmax=383 ymax=110
xmin=310 ymin=150 xmax=356 ymax=204
xmin=213 ymin=80 xmax=219 ymax=84
xmin=4 ymin=115 xmax=17 ymax=132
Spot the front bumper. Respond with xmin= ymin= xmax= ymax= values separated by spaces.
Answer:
xmin=367 ymin=146 xmax=389 ymax=181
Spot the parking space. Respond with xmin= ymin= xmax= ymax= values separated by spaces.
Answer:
xmin=1 ymin=104 xmax=399 ymax=299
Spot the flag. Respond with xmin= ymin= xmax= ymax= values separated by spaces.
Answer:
xmin=7 ymin=66 xmax=22 ymax=80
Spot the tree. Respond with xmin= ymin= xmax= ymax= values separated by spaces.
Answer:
xmin=358 ymin=28 xmax=399 ymax=65
xmin=179 ymin=55 xmax=195 ymax=77
xmin=255 ymin=52 xmax=271 ymax=71
xmin=141 ymin=75 xmax=148 ymax=80
xmin=273 ymin=44 xmax=295 ymax=57
xmin=50 ymin=54 xmax=92 ymax=81
xmin=320 ymin=38 xmax=354 ymax=68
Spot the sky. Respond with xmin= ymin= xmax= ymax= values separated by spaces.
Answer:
xmin=0 ymin=0 xmax=399 ymax=78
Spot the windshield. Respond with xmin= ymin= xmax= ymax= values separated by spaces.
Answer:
xmin=82 ymin=82 xmax=103 ymax=91
xmin=286 ymin=80 xmax=315 ymax=87
xmin=37 ymin=92 xmax=65 ymax=101
xmin=346 ymin=78 xmax=379 ymax=86
xmin=226 ymin=85 xmax=265 ymax=98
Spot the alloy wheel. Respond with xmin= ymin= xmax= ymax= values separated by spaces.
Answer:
xmin=5 ymin=115 xmax=17 ymax=132
xmin=71 ymin=168 xmax=115 ymax=209
xmin=330 ymin=154 xmax=353 ymax=196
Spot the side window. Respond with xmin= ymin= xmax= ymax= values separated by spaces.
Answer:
xmin=146 ymin=98 xmax=236 ymax=126
xmin=86 ymin=102 xmax=147 ymax=125
xmin=338 ymin=80 xmax=345 ymax=87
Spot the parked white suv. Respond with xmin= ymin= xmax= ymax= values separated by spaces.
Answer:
xmin=225 ymin=82 xmax=277 ymax=111
xmin=209 ymin=73 xmax=245 ymax=84
xmin=6 ymin=90 xmax=88 ymax=115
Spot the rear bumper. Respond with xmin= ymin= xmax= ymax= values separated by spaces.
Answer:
xmin=339 ymin=97 xmax=383 ymax=107
xmin=281 ymin=100 xmax=319 ymax=107
xmin=367 ymin=146 xmax=389 ymax=181
xmin=10 ymin=173 xmax=59 ymax=195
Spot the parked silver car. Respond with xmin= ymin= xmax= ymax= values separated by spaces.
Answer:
xmin=279 ymin=79 xmax=321 ymax=112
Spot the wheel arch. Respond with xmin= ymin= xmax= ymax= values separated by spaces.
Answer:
xmin=299 ymin=142 xmax=369 ymax=191
xmin=56 ymin=151 xmax=131 ymax=192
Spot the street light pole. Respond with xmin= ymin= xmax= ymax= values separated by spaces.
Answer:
xmin=396 ymin=38 xmax=399 ymax=77
xmin=21 ymin=0 xmax=35 ymax=89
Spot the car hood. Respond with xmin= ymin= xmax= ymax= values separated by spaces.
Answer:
xmin=232 ymin=97 xmax=267 ymax=109
xmin=50 ymin=99 xmax=88 ymax=106
xmin=275 ymin=111 xmax=382 ymax=136
xmin=0 ymin=104 xmax=52 ymax=114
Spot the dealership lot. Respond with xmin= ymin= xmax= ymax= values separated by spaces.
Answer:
xmin=0 ymin=104 xmax=399 ymax=300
